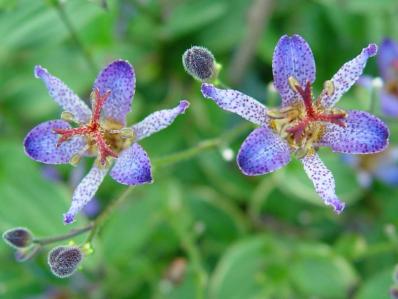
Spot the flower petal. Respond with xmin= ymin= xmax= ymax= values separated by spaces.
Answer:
xmin=321 ymin=44 xmax=378 ymax=108
xmin=34 ymin=66 xmax=91 ymax=123
xmin=377 ymin=38 xmax=398 ymax=81
xmin=380 ymin=89 xmax=398 ymax=117
xmin=301 ymin=153 xmax=345 ymax=214
xmin=110 ymin=143 xmax=152 ymax=185
xmin=24 ymin=120 xmax=86 ymax=164
xmin=132 ymin=100 xmax=190 ymax=141
xmin=201 ymin=83 xmax=267 ymax=125
xmin=64 ymin=165 xmax=108 ymax=224
xmin=237 ymin=126 xmax=291 ymax=175
xmin=319 ymin=110 xmax=389 ymax=154
xmin=93 ymin=60 xmax=135 ymax=125
xmin=272 ymin=34 xmax=316 ymax=107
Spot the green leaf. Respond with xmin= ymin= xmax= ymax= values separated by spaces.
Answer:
xmin=290 ymin=244 xmax=359 ymax=299
xmin=0 ymin=141 xmax=73 ymax=237
xmin=355 ymin=268 xmax=394 ymax=299
xmin=161 ymin=0 xmax=227 ymax=39
xmin=209 ymin=236 xmax=271 ymax=299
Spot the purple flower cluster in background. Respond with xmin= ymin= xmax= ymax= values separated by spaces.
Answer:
xmin=201 ymin=34 xmax=389 ymax=213
xmin=24 ymin=60 xmax=189 ymax=224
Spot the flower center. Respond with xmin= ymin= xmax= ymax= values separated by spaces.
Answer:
xmin=267 ymin=79 xmax=347 ymax=158
xmin=54 ymin=88 xmax=135 ymax=166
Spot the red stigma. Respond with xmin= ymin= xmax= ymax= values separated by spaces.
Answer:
xmin=286 ymin=81 xmax=346 ymax=142
xmin=53 ymin=88 xmax=118 ymax=165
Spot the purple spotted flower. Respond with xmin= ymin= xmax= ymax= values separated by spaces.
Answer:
xmin=201 ymin=34 xmax=389 ymax=213
xmin=24 ymin=60 xmax=190 ymax=224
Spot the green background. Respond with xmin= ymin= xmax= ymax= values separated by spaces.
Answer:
xmin=1 ymin=0 xmax=398 ymax=298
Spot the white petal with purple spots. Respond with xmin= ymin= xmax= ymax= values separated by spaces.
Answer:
xmin=301 ymin=154 xmax=345 ymax=214
xmin=321 ymin=44 xmax=378 ymax=108
xmin=93 ymin=60 xmax=135 ymax=125
xmin=110 ymin=143 xmax=153 ymax=185
xmin=132 ymin=100 xmax=190 ymax=141
xmin=34 ymin=66 xmax=92 ymax=123
xmin=24 ymin=120 xmax=86 ymax=165
xmin=201 ymin=83 xmax=267 ymax=126
xmin=272 ymin=34 xmax=316 ymax=107
xmin=64 ymin=164 xmax=108 ymax=224
xmin=237 ymin=126 xmax=291 ymax=175
xmin=319 ymin=110 xmax=389 ymax=154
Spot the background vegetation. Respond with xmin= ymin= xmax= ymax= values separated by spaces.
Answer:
xmin=1 ymin=0 xmax=398 ymax=298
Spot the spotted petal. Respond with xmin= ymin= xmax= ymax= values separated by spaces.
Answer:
xmin=201 ymin=83 xmax=267 ymax=125
xmin=321 ymin=44 xmax=378 ymax=108
xmin=24 ymin=120 xmax=86 ymax=165
xmin=319 ymin=110 xmax=389 ymax=154
xmin=132 ymin=100 xmax=190 ymax=141
xmin=34 ymin=66 xmax=92 ymax=123
xmin=237 ymin=126 xmax=291 ymax=175
xmin=301 ymin=154 xmax=345 ymax=214
xmin=93 ymin=60 xmax=135 ymax=125
xmin=64 ymin=165 xmax=108 ymax=224
xmin=380 ymin=89 xmax=398 ymax=117
xmin=110 ymin=143 xmax=152 ymax=185
xmin=272 ymin=34 xmax=316 ymax=107
xmin=377 ymin=38 xmax=398 ymax=81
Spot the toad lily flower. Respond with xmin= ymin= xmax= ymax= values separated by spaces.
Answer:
xmin=201 ymin=34 xmax=389 ymax=213
xmin=24 ymin=60 xmax=190 ymax=224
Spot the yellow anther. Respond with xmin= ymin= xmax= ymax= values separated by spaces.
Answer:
xmin=69 ymin=154 xmax=82 ymax=167
xmin=288 ymin=76 xmax=300 ymax=92
xmin=295 ymin=147 xmax=308 ymax=159
xmin=266 ymin=109 xmax=285 ymax=119
xmin=120 ymin=127 xmax=135 ymax=139
xmin=324 ymin=80 xmax=335 ymax=97
xmin=61 ymin=111 xmax=76 ymax=122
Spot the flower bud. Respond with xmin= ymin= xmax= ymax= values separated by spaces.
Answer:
xmin=48 ymin=246 xmax=83 ymax=278
xmin=182 ymin=46 xmax=216 ymax=82
xmin=15 ymin=245 xmax=40 ymax=262
xmin=2 ymin=227 xmax=33 ymax=249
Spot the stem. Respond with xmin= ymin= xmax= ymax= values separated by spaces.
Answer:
xmin=248 ymin=175 xmax=276 ymax=227
xmin=33 ymin=223 xmax=94 ymax=245
xmin=153 ymin=122 xmax=250 ymax=168
xmin=54 ymin=1 xmax=97 ymax=74
xmin=85 ymin=123 xmax=250 ymax=244
xmin=85 ymin=186 xmax=136 ymax=243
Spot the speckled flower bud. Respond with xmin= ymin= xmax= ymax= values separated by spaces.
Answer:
xmin=182 ymin=46 xmax=216 ymax=82
xmin=48 ymin=246 xmax=83 ymax=278
xmin=2 ymin=227 xmax=33 ymax=249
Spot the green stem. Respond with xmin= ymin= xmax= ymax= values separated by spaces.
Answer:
xmin=54 ymin=1 xmax=97 ymax=74
xmin=33 ymin=223 xmax=94 ymax=245
xmin=248 ymin=175 xmax=276 ymax=228
xmin=153 ymin=122 xmax=250 ymax=168
xmin=85 ymin=186 xmax=136 ymax=243
xmin=85 ymin=123 xmax=250 ymax=244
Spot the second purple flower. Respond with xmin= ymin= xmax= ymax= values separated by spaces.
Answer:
xmin=201 ymin=34 xmax=389 ymax=213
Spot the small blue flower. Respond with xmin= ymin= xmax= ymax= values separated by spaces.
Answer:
xmin=377 ymin=38 xmax=398 ymax=116
xmin=201 ymin=34 xmax=389 ymax=213
xmin=24 ymin=60 xmax=190 ymax=224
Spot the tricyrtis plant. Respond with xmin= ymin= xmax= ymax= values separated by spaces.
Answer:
xmin=191 ymin=34 xmax=389 ymax=213
xmin=24 ymin=60 xmax=189 ymax=224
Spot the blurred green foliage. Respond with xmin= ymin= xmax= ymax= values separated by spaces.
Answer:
xmin=1 ymin=0 xmax=398 ymax=298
